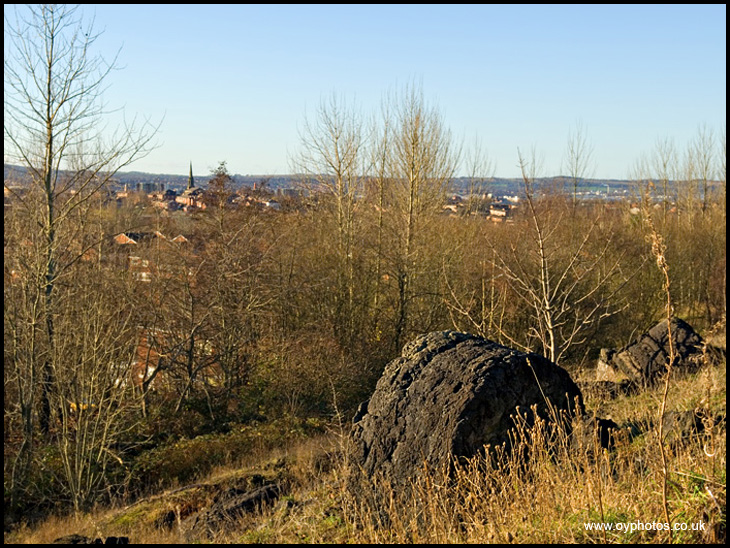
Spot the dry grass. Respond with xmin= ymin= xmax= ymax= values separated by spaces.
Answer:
xmin=5 ymin=356 xmax=725 ymax=544
xmin=336 ymin=359 xmax=725 ymax=544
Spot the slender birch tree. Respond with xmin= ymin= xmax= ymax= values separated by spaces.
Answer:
xmin=292 ymin=93 xmax=365 ymax=345
xmin=4 ymin=3 xmax=158 ymax=511
xmin=387 ymin=83 xmax=459 ymax=350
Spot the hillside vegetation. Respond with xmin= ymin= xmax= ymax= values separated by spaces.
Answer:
xmin=5 ymin=339 xmax=725 ymax=543
xmin=4 ymin=179 xmax=727 ymax=542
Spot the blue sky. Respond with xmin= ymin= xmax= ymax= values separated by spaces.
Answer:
xmin=7 ymin=4 xmax=727 ymax=178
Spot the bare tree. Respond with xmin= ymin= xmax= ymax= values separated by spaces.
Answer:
xmin=205 ymin=160 xmax=235 ymax=211
xmin=651 ymin=136 xmax=679 ymax=224
xmin=563 ymin=120 xmax=595 ymax=212
xmin=386 ymin=83 xmax=460 ymax=349
xmin=50 ymin=268 xmax=140 ymax=512
xmin=518 ymin=148 xmax=633 ymax=363
xmin=721 ymin=125 xmax=726 ymax=210
xmin=366 ymin=100 xmax=394 ymax=326
xmin=4 ymin=200 xmax=48 ymax=512
xmin=199 ymin=190 xmax=275 ymax=422
xmin=691 ymin=124 xmax=716 ymax=215
xmin=721 ymin=125 xmax=726 ymax=317
xmin=678 ymin=125 xmax=715 ymax=219
xmin=4 ymin=4 xmax=158 ymax=511
xmin=292 ymin=93 xmax=365 ymax=344
xmin=463 ymin=135 xmax=495 ymax=215
xmin=449 ymin=148 xmax=631 ymax=365
xmin=5 ymin=3 xmax=158 ymax=431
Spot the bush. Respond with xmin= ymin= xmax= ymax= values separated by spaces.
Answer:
xmin=128 ymin=417 xmax=326 ymax=495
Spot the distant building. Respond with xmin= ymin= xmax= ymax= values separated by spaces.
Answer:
xmin=128 ymin=255 xmax=152 ymax=282
xmin=175 ymin=162 xmax=207 ymax=209
xmin=112 ymin=230 xmax=190 ymax=283
xmin=151 ymin=188 xmax=179 ymax=211
xmin=114 ymin=233 xmax=141 ymax=245
xmin=489 ymin=203 xmax=512 ymax=221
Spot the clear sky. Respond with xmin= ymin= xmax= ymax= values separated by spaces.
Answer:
xmin=6 ymin=4 xmax=727 ymax=179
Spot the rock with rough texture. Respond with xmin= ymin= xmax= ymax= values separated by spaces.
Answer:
xmin=187 ymin=483 xmax=280 ymax=537
xmin=572 ymin=416 xmax=621 ymax=451
xmin=596 ymin=317 xmax=706 ymax=386
xmin=578 ymin=379 xmax=637 ymax=400
xmin=350 ymin=331 xmax=583 ymax=485
xmin=52 ymin=536 xmax=129 ymax=544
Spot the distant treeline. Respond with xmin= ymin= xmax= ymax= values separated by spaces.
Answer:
xmin=5 ymin=162 xmax=651 ymax=197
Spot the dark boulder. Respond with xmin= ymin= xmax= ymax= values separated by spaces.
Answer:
xmin=52 ymin=536 xmax=95 ymax=545
xmin=661 ymin=410 xmax=706 ymax=445
xmin=596 ymin=317 xmax=707 ymax=386
xmin=624 ymin=409 xmax=725 ymax=447
xmin=660 ymin=409 xmax=725 ymax=446
xmin=350 ymin=331 xmax=583 ymax=485
xmin=186 ymin=482 xmax=280 ymax=537
xmin=52 ymin=536 xmax=129 ymax=544
xmin=572 ymin=416 xmax=621 ymax=451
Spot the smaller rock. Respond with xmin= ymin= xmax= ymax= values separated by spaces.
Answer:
xmin=624 ymin=409 xmax=725 ymax=447
xmin=187 ymin=483 xmax=280 ymax=537
xmin=661 ymin=410 xmax=708 ymax=445
xmin=52 ymin=536 xmax=129 ymax=545
xmin=52 ymin=535 xmax=94 ymax=545
xmin=596 ymin=317 xmax=706 ymax=386
xmin=578 ymin=380 xmax=637 ymax=400
xmin=573 ymin=416 xmax=621 ymax=451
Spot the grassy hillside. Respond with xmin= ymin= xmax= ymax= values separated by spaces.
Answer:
xmin=6 ymin=333 xmax=725 ymax=544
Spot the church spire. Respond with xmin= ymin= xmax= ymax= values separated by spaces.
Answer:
xmin=187 ymin=162 xmax=195 ymax=190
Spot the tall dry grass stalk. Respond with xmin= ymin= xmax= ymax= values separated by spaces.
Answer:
xmin=641 ymin=184 xmax=677 ymax=538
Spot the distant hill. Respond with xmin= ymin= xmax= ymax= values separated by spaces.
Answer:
xmin=4 ymin=163 xmax=639 ymax=199
xmin=4 ymin=164 xmax=293 ymax=192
